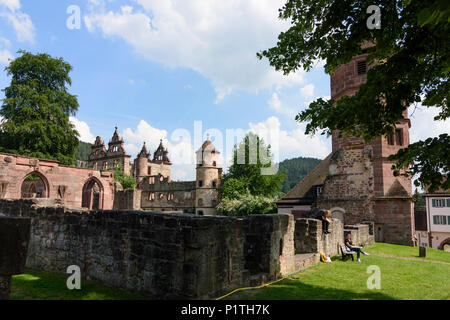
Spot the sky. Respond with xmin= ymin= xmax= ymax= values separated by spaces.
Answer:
xmin=0 ymin=0 xmax=448 ymax=181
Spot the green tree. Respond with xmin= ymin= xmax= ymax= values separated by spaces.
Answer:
xmin=258 ymin=0 xmax=449 ymax=192
xmin=217 ymin=191 xmax=278 ymax=216
xmin=222 ymin=132 xmax=285 ymax=199
xmin=0 ymin=50 xmax=80 ymax=165
xmin=109 ymin=162 xmax=136 ymax=190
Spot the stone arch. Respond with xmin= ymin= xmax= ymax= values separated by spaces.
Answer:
xmin=82 ymin=177 xmax=104 ymax=210
xmin=437 ymin=238 xmax=450 ymax=251
xmin=330 ymin=207 xmax=345 ymax=224
xmin=20 ymin=171 xmax=50 ymax=198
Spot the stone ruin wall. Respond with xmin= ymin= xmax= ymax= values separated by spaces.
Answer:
xmin=0 ymin=153 xmax=115 ymax=210
xmin=316 ymin=147 xmax=375 ymax=224
xmin=0 ymin=199 xmax=294 ymax=299
xmin=0 ymin=199 xmax=374 ymax=299
xmin=294 ymin=218 xmax=374 ymax=257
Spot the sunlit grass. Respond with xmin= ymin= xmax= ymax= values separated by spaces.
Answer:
xmin=228 ymin=243 xmax=450 ymax=300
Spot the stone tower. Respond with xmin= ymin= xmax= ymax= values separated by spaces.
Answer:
xmin=195 ymin=139 xmax=221 ymax=216
xmin=134 ymin=142 xmax=150 ymax=183
xmin=107 ymin=127 xmax=132 ymax=175
xmin=316 ymin=52 xmax=414 ymax=245
xmin=149 ymin=140 xmax=172 ymax=180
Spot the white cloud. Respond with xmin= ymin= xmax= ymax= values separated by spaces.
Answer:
xmin=70 ymin=117 xmax=96 ymax=143
xmin=0 ymin=49 xmax=12 ymax=64
xmin=0 ymin=0 xmax=20 ymax=11
xmin=84 ymin=0 xmax=305 ymax=103
xmin=249 ymin=116 xmax=330 ymax=163
xmin=409 ymin=105 xmax=450 ymax=143
xmin=300 ymin=84 xmax=315 ymax=98
xmin=268 ymin=92 xmax=295 ymax=117
xmin=0 ymin=0 xmax=35 ymax=43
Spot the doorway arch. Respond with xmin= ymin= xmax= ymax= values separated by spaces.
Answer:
xmin=82 ymin=177 xmax=104 ymax=210
xmin=438 ymin=238 xmax=450 ymax=251
xmin=21 ymin=172 xmax=50 ymax=198
xmin=330 ymin=207 xmax=345 ymax=224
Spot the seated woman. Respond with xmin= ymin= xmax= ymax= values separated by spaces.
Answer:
xmin=344 ymin=233 xmax=370 ymax=262
xmin=316 ymin=209 xmax=332 ymax=234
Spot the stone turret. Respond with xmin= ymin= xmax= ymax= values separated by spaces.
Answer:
xmin=195 ymin=139 xmax=221 ymax=216
xmin=135 ymin=142 xmax=150 ymax=183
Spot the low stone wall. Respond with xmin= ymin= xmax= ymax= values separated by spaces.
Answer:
xmin=294 ymin=218 xmax=344 ymax=257
xmin=344 ymin=222 xmax=375 ymax=247
xmin=113 ymin=189 xmax=142 ymax=210
xmin=0 ymin=199 xmax=294 ymax=299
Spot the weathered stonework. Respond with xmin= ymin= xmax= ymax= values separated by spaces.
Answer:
xmin=0 ymin=215 xmax=31 ymax=300
xmin=0 ymin=199 xmax=294 ymax=299
xmin=294 ymin=218 xmax=347 ymax=257
xmin=0 ymin=153 xmax=115 ymax=210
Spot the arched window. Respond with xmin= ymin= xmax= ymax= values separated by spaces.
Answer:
xmin=82 ymin=178 xmax=104 ymax=210
xmin=21 ymin=172 xmax=49 ymax=199
xmin=198 ymin=198 xmax=204 ymax=206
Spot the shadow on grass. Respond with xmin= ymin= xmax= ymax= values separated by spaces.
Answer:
xmin=233 ymin=279 xmax=395 ymax=300
xmin=11 ymin=269 xmax=147 ymax=300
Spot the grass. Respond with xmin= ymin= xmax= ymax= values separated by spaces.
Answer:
xmin=369 ymin=243 xmax=450 ymax=263
xmin=11 ymin=269 xmax=148 ymax=300
xmin=10 ymin=244 xmax=450 ymax=300
xmin=227 ymin=243 xmax=450 ymax=300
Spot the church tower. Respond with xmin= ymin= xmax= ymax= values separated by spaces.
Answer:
xmin=195 ymin=139 xmax=221 ymax=216
xmin=317 ymin=52 xmax=414 ymax=245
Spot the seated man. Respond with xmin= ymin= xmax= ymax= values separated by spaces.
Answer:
xmin=316 ymin=209 xmax=332 ymax=234
xmin=344 ymin=233 xmax=370 ymax=262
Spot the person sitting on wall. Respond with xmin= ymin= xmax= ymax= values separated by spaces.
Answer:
xmin=344 ymin=233 xmax=370 ymax=263
xmin=316 ymin=209 xmax=332 ymax=234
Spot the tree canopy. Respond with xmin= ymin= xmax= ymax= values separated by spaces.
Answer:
xmin=258 ymin=0 xmax=449 ymax=192
xmin=0 ymin=51 xmax=80 ymax=165
xmin=222 ymin=132 xmax=285 ymax=199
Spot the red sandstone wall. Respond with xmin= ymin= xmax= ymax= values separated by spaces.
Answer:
xmin=0 ymin=153 xmax=115 ymax=209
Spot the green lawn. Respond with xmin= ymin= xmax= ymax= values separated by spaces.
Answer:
xmin=227 ymin=243 xmax=450 ymax=300
xmin=11 ymin=244 xmax=450 ymax=300
xmin=11 ymin=269 xmax=148 ymax=300
xmin=369 ymin=243 xmax=450 ymax=263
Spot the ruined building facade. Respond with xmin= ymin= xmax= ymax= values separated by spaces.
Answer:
xmin=88 ymin=128 xmax=222 ymax=215
xmin=278 ymin=53 xmax=414 ymax=245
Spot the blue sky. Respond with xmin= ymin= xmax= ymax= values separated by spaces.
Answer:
xmin=0 ymin=0 xmax=448 ymax=181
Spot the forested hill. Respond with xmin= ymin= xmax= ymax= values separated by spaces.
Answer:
xmin=278 ymin=156 xmax=322 ymax=194
xmin=75 ymin=141 xmax=92 ymax=162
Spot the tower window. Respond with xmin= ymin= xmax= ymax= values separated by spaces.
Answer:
xmin=198 ymin=180 xmax=203 ymax=187
xmin=357 ymin=61 xmax=367 ymax=75
xmin=198 ymin=210 xmax=204 ymax=216
xmin=395 ymin=129 xmax=403 ymax=146
xmin=213 ymin=161 xmax=217 ymax=167
xmin=387 ymin=134 xmax=395 ymax=145
xmin=212 ymin=180 xmax=217 ymax=188
xmin=147 ymin=167 xmax=151 ymax=175
xmin=198 ymin=198 xmax=204 ymax=206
